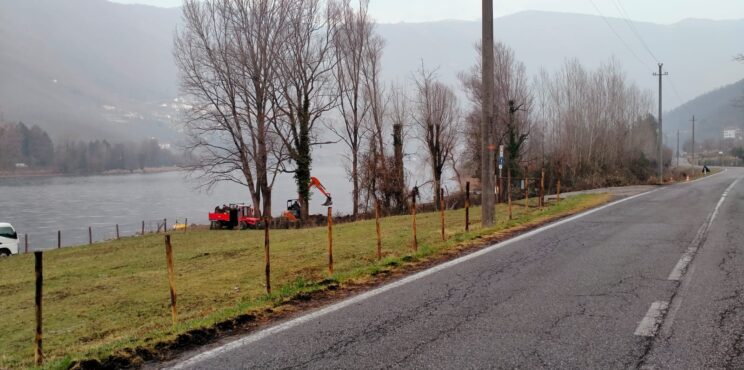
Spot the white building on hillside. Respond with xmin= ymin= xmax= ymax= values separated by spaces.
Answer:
xmin=723 ymin=127 xmax=742 ymax=140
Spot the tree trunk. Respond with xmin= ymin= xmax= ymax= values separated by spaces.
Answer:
xmin=352 ymin=153 xmax=359 ymax=218
xmin=393 ymin=124 xmax=406 ymax=213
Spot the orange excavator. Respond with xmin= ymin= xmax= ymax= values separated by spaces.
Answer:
xmin=283 ymin=176 xmax=333 ymax=221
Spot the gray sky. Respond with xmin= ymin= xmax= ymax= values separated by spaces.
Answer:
xmin=109 ymin=0 xmax=744 ymax=24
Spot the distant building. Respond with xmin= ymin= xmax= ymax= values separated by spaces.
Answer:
xmin=723 ymin=127 xmax=742 ymax=140
xmin=14 ymin=163 xmax=28 ymax=168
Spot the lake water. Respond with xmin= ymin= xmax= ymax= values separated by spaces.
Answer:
xmin=0 ymin=168 xmax=353 ymax=250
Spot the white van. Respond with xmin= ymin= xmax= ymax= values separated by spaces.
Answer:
xmin=0 ymin=223 xmax=19 ymax=257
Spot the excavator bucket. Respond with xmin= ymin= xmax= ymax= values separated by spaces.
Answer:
xmin=322 ymin=196 xmax=333 ymax=207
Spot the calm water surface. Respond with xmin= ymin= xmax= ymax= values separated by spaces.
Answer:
xmin=0 ymin=169 xmax=351 ymax=250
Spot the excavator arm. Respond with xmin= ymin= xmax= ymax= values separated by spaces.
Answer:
xmin=309 ymin=177 xmax=333 ymax=206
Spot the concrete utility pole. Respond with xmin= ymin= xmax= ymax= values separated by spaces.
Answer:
xmin=691 ymin=115 xmax=696 ymax=166
xmin=654 ymin=63 xmax=668 ymax=184
xmin=677 ymin=129 xmax=680 ymax=167
xmin=481 ymin=0 xmax=495 ymax=227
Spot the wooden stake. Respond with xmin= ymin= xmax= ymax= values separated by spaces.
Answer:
xmin=540 ymin=168 xmax=545 ymax=208
xmin=557 ymin=162 xmax=562 ymax=203
xmin=184 ymin=218 xmax=188 ymax=232
xmin=411 ymin=190 xmax=418 ymax=252
xmin=164 ymin=218 xmax=167 ymax=232
xmin=524 ymin=174 xmax=529 ymax=209
xmin=327 ymin=207 xmax=333 ymax=275
xmin=374 ymin=200 xmax=382 ymax=260
xmin=57 ymin=230 xmax=61 ymax=249
xmin=264 ymin=217 xmax=271 ymax=295
xmin=34 ymin=251 xmax=43 ymax=366
xmin=440 ymin=188 xmax=446 ymax=241
xmin=25 ymin=234 xmax=28 ymax=254
xmin=465 ymin=181 xmax=470 ymax=231
xmin=164 ymin=235 xmax=178 ymax=325
xmin=88 ymin=226 xmax=92 ymax=245
xmin=116 ymin=224 xmax=120 ymax=239
xmin=142 ymin=221 xmax=145 ymax=235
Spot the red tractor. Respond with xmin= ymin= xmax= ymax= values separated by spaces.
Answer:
xmin=209 ymin=204 xmax=262 ymax=230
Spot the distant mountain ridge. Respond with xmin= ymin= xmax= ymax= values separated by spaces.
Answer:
xmin=666 ymin=78 xmax=744 ymax=141
xmin=0 ymin=1 xmax=742 ymax=142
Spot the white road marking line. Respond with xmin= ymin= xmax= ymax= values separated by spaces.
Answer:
xmin=167 ymin=189 xmax=659 ymax=369
xmin=667 ymin=177 xmax=741 ymax=281
xmin=635 ymin=301 xmax=670 ymax=337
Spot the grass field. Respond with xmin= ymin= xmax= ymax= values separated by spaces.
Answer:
xmin=0 ymin=194 xmax=610 ymax=369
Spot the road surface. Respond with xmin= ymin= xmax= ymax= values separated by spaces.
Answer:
xmin=164 ymin=168 xmax=744 ymax=369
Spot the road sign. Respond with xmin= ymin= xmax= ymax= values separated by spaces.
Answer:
xmin=498 ymin=145 xmax=505 ymax=170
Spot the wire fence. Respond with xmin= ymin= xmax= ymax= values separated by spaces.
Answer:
xmin=20 ymin=217 xmax=190 ymax=253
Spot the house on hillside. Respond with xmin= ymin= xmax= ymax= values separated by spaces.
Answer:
xmin=722 ymin=127 xmax=743 ymax=140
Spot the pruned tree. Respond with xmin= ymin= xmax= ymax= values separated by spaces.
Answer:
xmin=460 ymin=41 xmax=532 ymax=184
xmin=412 ymin=66 xmax=459 ymax=210
xmin=273 ymin=0 xmax=340 ymax=222
xmin=174 ymin=0 xmax=287 ymax=218
xmin=331 ymin=0 xmax=375 ymax=218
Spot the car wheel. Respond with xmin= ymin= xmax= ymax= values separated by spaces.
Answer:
xmin=0 ymin=249 xmax=10 ymax=258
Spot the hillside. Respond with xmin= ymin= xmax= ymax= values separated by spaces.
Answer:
xmin=666 ymin=78 xmax=744 ymax=141
xmin=0 ymin=0 xmax=742 ymax=143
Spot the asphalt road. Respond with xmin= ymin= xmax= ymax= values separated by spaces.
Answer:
xmin=165 ymin=168 xmax=744 ymax=369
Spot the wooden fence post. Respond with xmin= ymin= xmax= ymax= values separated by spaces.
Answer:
xmin=375 ymin=200 xmax=382 ymax=260
xmin=524 ymin=173 xmax=529 ymax=209
xmin=440 ymin=188 xmax=446 ymax=241
xmin=116 ymin=224 xmax=120 ymax=239
xmin=164 ymin=235 xmax=178 ymax=325
xmin=57 ymin=230 xmax=61 ymax=249
xmin=142 ymin=221 xmax=145 ymax=235
xmin=88 ymin=226 xmax=92 ymax=245
xmin=508 ymin=166 xmax=513 ymax=220
xmin=25 ymin=234 xmax=28 ymax=254
xmin=411 ymin=188 xmax=418 ymax=252
xmin=465 ymin=181 xmax=470 ymax=231
xmin=327 ymin=207 xmax=334 ymax=275
xmin=34 ymin=251 xmax=43 ymax=366
xmin=164 ymin=218 xmax=167 ymax=232
xmin=264 ymin=217 xmax=271 ymax=295
xmin=184 ymin=218 xmax=188 ymax=232
xmin=540 ymin=168 xmax=545 ymax=208
xmin=556 ymin=161 xmax=562 ymax=203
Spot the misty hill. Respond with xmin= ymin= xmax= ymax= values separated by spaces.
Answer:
xmin=0 ymin=0 xmax=181 ymax=141
xmin=1 ymin=0 xmax=743 ymax=143
xmin=666 ymin=78 xmax=744 ymax=141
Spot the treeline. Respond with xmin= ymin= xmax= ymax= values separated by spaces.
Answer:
xmin=0 ymin=122 xmax=180 ymax=174
xmin=175 ymin=0 xmax=661 ymax=221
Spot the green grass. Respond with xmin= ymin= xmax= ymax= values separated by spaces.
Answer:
xmin=0 ymin=194 xmax=610 ymax=369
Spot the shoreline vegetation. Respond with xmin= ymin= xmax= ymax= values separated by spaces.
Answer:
xmin=0 ymin=193 xmax=610 ymax=370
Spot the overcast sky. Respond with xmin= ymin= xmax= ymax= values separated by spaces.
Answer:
xmin=109 ymin=0 xmax=744 ymax=24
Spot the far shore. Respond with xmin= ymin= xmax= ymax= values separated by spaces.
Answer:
xmin=0 ymin=166 xmax=182 ymax=179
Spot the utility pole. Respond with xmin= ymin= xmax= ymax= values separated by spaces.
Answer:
xmin=481 ymin=0 xmax=495 ymax=227
xmin=677 ymin=129 xmax=680 ymax=167
xmin=691 ymin=115 xmax=696 ymax=166
xmin=654 ymin=63 xmax=668 ymax=184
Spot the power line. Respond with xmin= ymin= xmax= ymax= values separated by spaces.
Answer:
xmin=611 ymin=0 xmax=660 ymax=64
xmin=587 ymin=0 xmax=653 ymax=73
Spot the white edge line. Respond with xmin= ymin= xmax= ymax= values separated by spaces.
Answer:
xmin=169 ymin=188 xmax=659 ymax=369
xmin=666 ymin=177 xmax=740 ymax=282
xmin=634 ymin=301 xmax=670 ymax=337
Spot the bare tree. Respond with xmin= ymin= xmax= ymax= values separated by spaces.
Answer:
xmin=174 ymin=0 xmax=287 ymax=218
xmin=273 ymin=0 xmax=340 ymax=222
xmin=331 ymin=0 xmax=375 ymax=218
xmin=736 ymin=54 xmax=744 ymax=63
xmin=412 ymin=66 xmax=459 ymax=210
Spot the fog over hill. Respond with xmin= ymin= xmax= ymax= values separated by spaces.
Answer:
xmin=0 ymin=0 xmax=742 ymax=144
